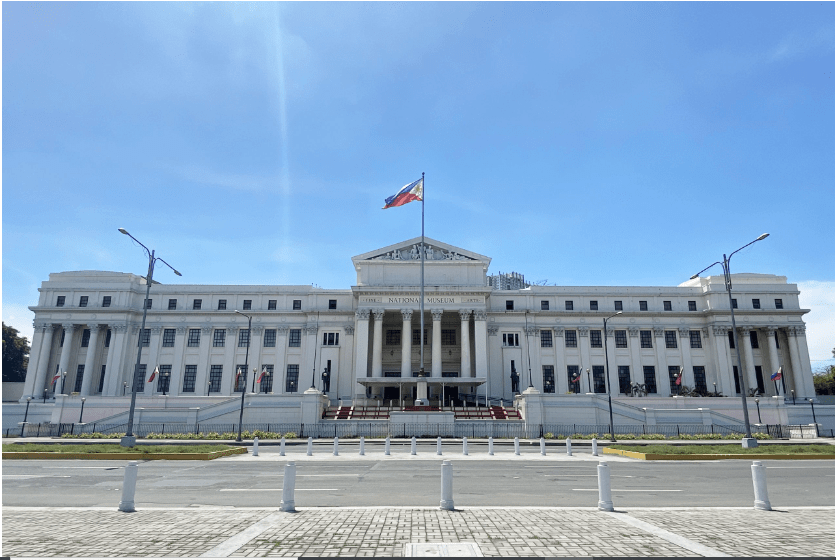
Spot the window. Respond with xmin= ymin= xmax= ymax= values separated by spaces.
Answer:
xmin=565 ymin=300 xmax=574 ymax=311
xmin=60 ymin=329 xmax=65 ymax=347
xmin=98 ymin=365 xmax=106 ymax=393
xmin=618 ymin=366 xmax=631 ymax=395
xmin=81 ymin=329 xmax=91 ymax=347
xmin=259 ymin=365 xmax=274 ymax=393
xmin=693 ymin=366 xmax=707 ymax=394
xmin=56 ymin=296 xmax=65 ymax=307
xmin=168 ymin=299 xmax=177 ymax=310
xmin=213 ymin=329 xmax=226 ymax=347
xmin=102 ymin=296 xmax=111 ymax=307
xmin=593 ymin=365 xmax=606 ymax=393
xmin=384 ymin=372 xmax=401 ymax=378
xmin=540 ymin=330 xmax=553 ymax=348
xmin=543 ymin=365 xmax=555 ymax=393
xmin=614 ymin=301 xmax=623 ymax=311
xmin=752 ymin=299 xmax=760 ymax=309
xmin=238 ymin=329 xmax=250 ymax=347
xmin=589 ymin=330 xmax=602 ymax=348
xmin=193 ymin=299 xmax=202 ymax=310
xmin=774 ymin=299 xmax=783 ymax=309
xmin=565 ymin=330 xmax=577 ymax=348
xmin=79 ymin=296 xmax=88 ymax=307
xmin=286 ymin=364 xmax=299 ymax=392
xmin=208 ymin=365 xmax=223 ymax=393
xmin=665 ymin=331 xmax=678 ymax=349
xmin=163 ymin=329 xmax=176 ymax=347
xmin=134 ymin=364 xmax=146 ymax=392
xmin=235 ymin=365 xmax=247 ymax=392
xmin=749 ymin=330 xmax=759 ymax=349
xmin=733 ymin=366 xmax=740 ymax=394
xmin=589 ymin=301 xmax=598 ymax=311
xmin=614 ymin=330 xmax=627 ymax=348
xmin=187 ymin=329 xmax=201 ymax=347
xmin=74 ymin=365 xmax=85 ymax=393
xmin=182 ymin=365 xmax=197 ymax=393
xmin=689 ymin=330 xmax=702 ymax=349
xmin=292 ymin=300 xmax=301 ymax=310
xmin=541 ymin=300 xmax=549 ymax=311
xmin=217 ymin=299 xmax=227 ymax=310
xmin=506 ymin=300 xmax=514 ymax=311
xmin=144 ymin=299 xmax=152 ymax=309
xmin=639 ymin=301 xmax=648 ymax=311
xmin=688 ymin=301 xmax=697 ymax=312
xmin=643 ymin=365 xmax=657 ymax=393
xmin=728 ymin=330 xmax=735 ymax=349
xmin=640 ymin=330 xmax=653 ymax=348
xmin=663 ymin=301 xmax=672 ymax=311
xmin=567 ymin=365 xmax=581 ymax=393
xmin=668 ymin=366 xmax=681 ymax=391
xmin=329 ymin=299 xmax=337 ymax=310
xmin=503 ymin=333 xmax=519 ymax=347
xmin=105 ymin=329 xmax=111 ymax=348
xmin=243 ymin=300 xmax=252 ymax=310
xmin=158 ymin=365 xmax=172 ymax=393
xmin=268 ymin=300 xmax=277 ymax=310
xmin=754 ymin=365 xmax=764 ymax=394
xmin=288 ymin=329 xmax=301 ymax=347
xmin=441 ymin=372 xmax=459 ymax=378
xmin=386 ymin=329 xmax=401 ymax=345
xmin=140 ymin=328 xmax=151 ymax=347
xmin=263 ymin=329 xmax=277 ymax=347
xmin=441 ymin=329 xmax=456 ymax=346
xmin=731 ymin=298 xmax=738 ymax=309
xmin=322 ymin=332 xmax=340 ymax=346
xmin=412 ymin=329 xmax=428 ymax=345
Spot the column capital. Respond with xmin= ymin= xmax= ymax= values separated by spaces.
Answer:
xmin=355 ymin=309 xmax=371 ymax=320
xmin=400 ymin=309 xmax=413 ymax=321
xmin=111 ymin=323 xmax=129 ymax=333
xmin=277 ymin=326 xmax=290 ymax=335
xmin=487 ymin=326 xmax=499 ymax=336
xmin=712 ymin=326 xmax=728 ymax=336
xmin=765 ymin=326 xmax=778 ymax=336
xmin=62 ymin=323 xmax=77 ymax=332
xmin=87 ymin=324 xmax=105 ymax=333
xmin=458 ymin=309 xmax=472 ymax=321
xmin=431 ymin=309 xmax=444 ymax=321
xmin=149 ymin=326 xmax=163 ymax=334
xmin=473 ymin=310 xmax=487 ymax=321
xmin=577 ymin=327 xmax=589 ymax=336
xmin=202 ymin=326 xmax=214 ymax=334
xmin=605 ymin=327 xmax=615 ymax=336
xmin=653 ymin=327 xmax=665 ymax=337
xmin=176 ymin=326 xmax=188 ymax=334
xmin=788 ymin=325 xmax=805 ymax=336
xmin=344 ymin=325 xmax=355 ymax=336
xmin=227 ymin=325 xmax=240 ymax=334
xmin=372 ymin=309 xmax=385 ymax=321
xmin=251 ymin=326 xmax=264 ymax=335
xmin=628 ymin=327 xmax=639 ymax=337
xmin=304 ymin=324 xmax=318 ymax=334
xmin=678 ymin=327 xmax=691 ymax=337
xmin=525 ymin=326 xmax=538 ymax=336
xmin=553 ymin=327 xmax=564 ymax=337
xmin=35 ymin=322 xmax=55 ymax=331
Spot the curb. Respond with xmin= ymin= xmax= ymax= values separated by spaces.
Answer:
xmin=602 ymin=448 xmax=836 ymax=460
xmin=2 ymin=447 xmax=248 ymax=461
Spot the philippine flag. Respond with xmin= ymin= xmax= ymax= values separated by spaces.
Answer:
xmin=148 ymin=366 xmax=158 ymax=383
xmin=383 ymin=178 xmax=423 ymax=209
xmin=771 ymin=366 xmax=782 ymax=381
xmin=257 ymin=369 xmax=267 ymax=384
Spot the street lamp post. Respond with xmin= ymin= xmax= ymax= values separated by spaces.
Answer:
xmin=162 ymin=372 xmax=169 ymax=396
xmin=524 ymin=312 xmax=534 ymax=389
xmin=21 ymin=397 xmax=32 ymax=437
xmin=78 ymin=397 xmax=86 ymax=424
xmin=602 ymin=311 xmax=622 ymax=442
xmin=118 ymin=228 xmax=181 ymax=447
xmin=754 ymin=398 xmax=761 ymax=424
xmin=808 ymin=398 xmax=818 ymax=437
xmin=690 ymin=233 xmax=769 ymax=449
xmin=790 ymin=389 xmax=796 ymax=405
xmin=585 ymin=368 xmax=591 ymax=394
xmin=234 ymin=310 xmax=252 ymax=443
xmin=252 ymin=368 xmax=257 ymax=393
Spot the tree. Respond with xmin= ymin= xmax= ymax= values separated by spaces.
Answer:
xmin=2 ymin=322 xmax=30 ymax=382
xmin=813 ymin=364 xmax=834 ymax=396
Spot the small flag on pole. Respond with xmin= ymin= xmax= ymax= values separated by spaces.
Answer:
xmin=675 ymin=367 xmax=683 ymax=385
xmin=51 ymin=373 xmax=61 ymax=384
xmin=256 ymin=368 xmax=266 ymax=384
xmin=571 ymin=370 xmax=580 ymax=382
xmin=148 ymin=366 xmax=158 ymax=383
xmin=383 ymin=178 xmax=423 ymax=209
xmin=771 ymin=366 xmax=782 ymax=381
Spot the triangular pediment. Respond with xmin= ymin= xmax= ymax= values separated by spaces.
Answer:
xmin=352 ymin=237 xmax=491 ymax=265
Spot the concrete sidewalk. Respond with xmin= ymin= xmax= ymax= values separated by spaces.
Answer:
xmin=2 ymin=506 xmax=833 ymax=557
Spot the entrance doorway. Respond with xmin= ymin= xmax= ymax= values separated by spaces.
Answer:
xmin=383 ymin=386 xmax=400 ymax=403
xmin=443 ymin=386 xmax=459 ymax=406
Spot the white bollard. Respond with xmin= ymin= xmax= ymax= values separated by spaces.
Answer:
xmin=253 ymin=437 xmax=259 ymax=457
xmin=306 ymin=437 xmax=313 ymax=456
xmin=514 ymin=436 xmax=520 ymax=456
xmin=463 ymin=436 xmax=468 ymax=456
xmin=411 ymin=436 xmax=417 ymax=455
xmin=437 ymin=436 xmax=443 ymax=456
xmin=566 ymin=437 xmax=573 ymax=456
xmin=359 ymin=436 xmax=365 ymax=456
xmin=118 ymin=461 xmax=139 ymax=512
xmin=280 ymin=462 xmax=296 ymax=512
xmin=333 ymin=436 xmax=339 ymax=456
xmin=488 ymin=436 xmax=494 ymax=456
xmin=597 ymin=461 xmax=614 ymax=511
xmin=592 ymin=438 xmax=598 ymax=457
xmin=751 ymin=461 xmax=772 ymax=511
xmin=440 ymin=460 xmax=454 ymax=511
xmin=540 ymin=437 xmax=546 ymax=456
xmin=280 ymin=436 xmax=286 ymax=456
xmin=385 ymin=436 xmax=391 ymax=456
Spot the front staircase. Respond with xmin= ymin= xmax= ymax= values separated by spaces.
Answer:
xmin=323 ymin=405 xmax=522 ymax=421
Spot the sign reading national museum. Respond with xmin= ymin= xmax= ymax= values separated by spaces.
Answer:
xmin=360 ymin=296 xmax=483 ymax=305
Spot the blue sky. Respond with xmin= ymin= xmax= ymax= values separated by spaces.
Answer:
xmin=2 ymin=1 xmax=834 ymax=368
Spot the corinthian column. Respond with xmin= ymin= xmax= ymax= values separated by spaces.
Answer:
xmin=80 ymin=325 xmax=103 ymax=396
xmin=29 ymin=324 xmax=56 ymax=399
xmin=460 ymin=310 xmax=472 ymax=378
xmin=400 ymin=309 xmax=413 ymax=377
xmin=371 ymin=310 xmax=384 ymax=378
xmin=473 ymin=311 xmax=488 ymax=379
xmin=765 ymin=328 xmax=781 ymax=395
xmin=431 ymin=309 xmax=443 ymax=377
xmin=56 ymin=324 xmax=77 ymax=394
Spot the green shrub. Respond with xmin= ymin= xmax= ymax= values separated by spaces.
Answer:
xmin=543 ymin=432 xmax=555 ymax=439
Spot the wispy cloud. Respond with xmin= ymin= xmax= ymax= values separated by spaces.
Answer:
xmin=796 ymin=280 xmax=835 ymax=366
xmin=165 ymin=163 xmax=279 ymax=193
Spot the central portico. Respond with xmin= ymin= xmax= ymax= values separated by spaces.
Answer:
xmin=351 ymin=237 xmax=492 ymax=404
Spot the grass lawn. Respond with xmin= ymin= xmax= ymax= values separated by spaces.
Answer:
xmin=605 ymin=444 xmax=834 ymax=455
xmin=2 ymin=443 xmax=238 ymax=454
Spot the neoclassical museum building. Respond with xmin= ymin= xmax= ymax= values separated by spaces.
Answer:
xmin=15 ymin=237 xmax=823 ymax=431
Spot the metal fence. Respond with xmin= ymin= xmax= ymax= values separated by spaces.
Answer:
xmin=541 ymin=423 xmax=791 ymax=439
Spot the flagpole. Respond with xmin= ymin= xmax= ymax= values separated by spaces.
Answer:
xmin=420 ymin=171 xmax=425 ymax=378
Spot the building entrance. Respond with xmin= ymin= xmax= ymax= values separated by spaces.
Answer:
xmin=383 ymin=386 xmax=400 ymax=402
xmin=443 ymin=386 xmax=459 ymax=406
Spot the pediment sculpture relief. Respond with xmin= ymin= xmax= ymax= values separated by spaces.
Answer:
xmin=369 ymin=244 xmax=474 ymax=261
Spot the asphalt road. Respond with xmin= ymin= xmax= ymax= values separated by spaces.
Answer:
xmin=3 ymin=443 xmax=833 ymax=509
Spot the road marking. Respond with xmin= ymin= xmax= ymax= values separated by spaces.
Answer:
xmin=3 ymin=475 xmax=71 ymax=479
xmin=199 ymin=512 xmax=283 ymax=557
xmin=767 ymin=466 xmax=833 ymax=469
xmin=604 ymin=511 xmax=730 ymax=557
xmin=255 ymin=474 xmax=359 ymax=477
xmin=573 ymin=488 xmax=681 ymax=492
xmin=219 ymin=488 xmax=340 ymax=492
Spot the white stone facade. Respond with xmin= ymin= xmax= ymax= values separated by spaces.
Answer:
xmin=21 ymin=237 xmax=816 ymax=408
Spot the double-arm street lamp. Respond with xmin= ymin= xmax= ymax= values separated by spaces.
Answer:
xmin=118 ymin=228 xmax=181 ymax=447
xmin=602 ymin=311 xmax=622 ymax=442
xmin=234 ymin=310 xmax=253 ymax=443
xmin=690 ymin=233 xmax=769 ymax=448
